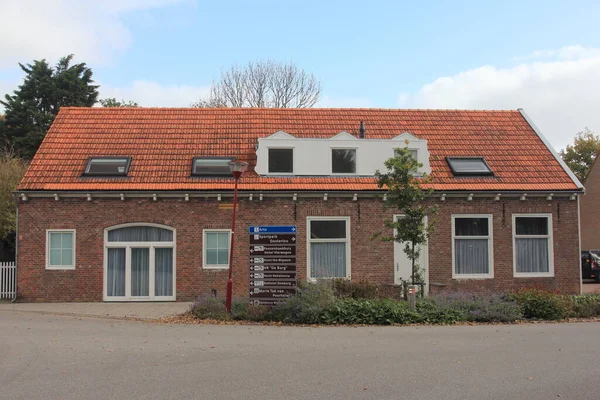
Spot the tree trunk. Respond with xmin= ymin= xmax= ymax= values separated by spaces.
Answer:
xmin=411 ymin=241 xmax=415 ymax=284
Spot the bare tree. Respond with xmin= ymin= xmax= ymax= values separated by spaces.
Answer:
xmin=192 ymin=60 xmax=322 ymax=108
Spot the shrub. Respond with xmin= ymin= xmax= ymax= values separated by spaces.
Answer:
xmin=332 ymin=279 xmax=379 ymax=299
xmin=230 ymin=299 xmax=269 ymax=321
xmin=567 ymin=294 xmax=600 ymax=318
xmin=270 ymin=281 xmax=336 ymax=324
xmin=323 ymin=298 xmax=466 ymax=325
xmin=415 ymin=300 xmax=467 ymax=324
xmin=427 ymin=293 xmax=522 ymax=323
xmin=468 ymin=299 xmax=522 ymax=323
xmin=190 ymin=296 xmax=228 ymax=320
xmin=427 ymin=292 xmax=482 ymax=313
xmin=512 ymin=288 xmax=566 ymax=320
xmin=323 ymin=298 xmax=411 ymax=325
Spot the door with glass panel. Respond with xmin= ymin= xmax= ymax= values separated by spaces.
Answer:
xmin=104 ymin=225 xmax=175 ymax=301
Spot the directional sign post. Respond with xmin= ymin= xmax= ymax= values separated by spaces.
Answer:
xmin=248 ymin=226 xmax=297 ymax=305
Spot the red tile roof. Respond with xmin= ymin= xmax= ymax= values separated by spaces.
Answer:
xmin=18 ymin=107 xmax=579 ymax=192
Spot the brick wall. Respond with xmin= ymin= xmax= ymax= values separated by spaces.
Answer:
xmin=581 ymin=158 xmax=600 ymax=250
xmin=16 ymin=196 xmax=580 ymax=302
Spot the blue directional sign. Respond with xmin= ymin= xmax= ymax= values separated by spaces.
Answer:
xmin=248 ymin=226 xmax=297 ymax=234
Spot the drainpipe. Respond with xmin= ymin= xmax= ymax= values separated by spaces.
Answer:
xmin=11 ymin=193 xmax=18 ymax=303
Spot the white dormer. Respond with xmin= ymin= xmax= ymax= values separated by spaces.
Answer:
xmin=255 ymin=130 xmax=431 ymax=176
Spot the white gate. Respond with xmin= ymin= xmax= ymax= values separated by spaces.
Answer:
xmin=0 ymin=262 xmax=16 ymax=299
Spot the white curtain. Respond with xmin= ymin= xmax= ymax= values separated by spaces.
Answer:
xmin=155 ymin=248 xmax=173 ymax=297
xmin=107 ymin=248 xmax=125 ymax=297
xmin=108 ymin=226 xmax=173 ymax=242
xmin=516 ymin=238 xmax=549 ymax=273
xmin=455 ymin=239 xmax=489 ymax=274
xmin=310 ymin=243 xmax=346 ymax=278
xmin=131 ymin=248 xmax=149 ymax=296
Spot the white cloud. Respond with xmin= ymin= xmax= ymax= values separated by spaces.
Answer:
xmin=399 ymin=45 xmax=600 ymax=150
xmin=0 ymin=0 xmax=193 ymax=68
xmin=100 ymin=80 xmax=209 ymax=107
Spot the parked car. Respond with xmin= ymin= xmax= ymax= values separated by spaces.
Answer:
xmin=581 ymin=250 xmax=600 ymax=282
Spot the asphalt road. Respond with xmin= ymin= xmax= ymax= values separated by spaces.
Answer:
xmin=1 ymin=311 xmax=599 ymax=400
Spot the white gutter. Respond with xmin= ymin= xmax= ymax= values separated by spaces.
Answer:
xmin=15 ymin=189 xmax=581 ymax=200
xmin=518 ymin=108 xmax=584 ymax=190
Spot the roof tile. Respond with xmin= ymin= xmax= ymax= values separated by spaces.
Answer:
xmin=18 ymin=107 xmax=578 ymax=192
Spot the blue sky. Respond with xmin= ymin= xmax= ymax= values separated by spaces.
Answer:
xmin=2 ymin=0 xmax=600 ymax=149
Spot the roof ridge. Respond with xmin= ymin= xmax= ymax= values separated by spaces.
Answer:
xmin=61 ymin=106 xmax=521 ymax=112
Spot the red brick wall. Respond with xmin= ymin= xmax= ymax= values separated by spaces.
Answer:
xmin=581 ymin=158 xmax=600 ymax=250
xmin=16 ymin=196 xmax=580 ymax=302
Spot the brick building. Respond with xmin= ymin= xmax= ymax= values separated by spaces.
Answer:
xmin=580 ymin=153 xmax=600 ymax=251
xmin=15 ymin=107 xmax=583 ymax=302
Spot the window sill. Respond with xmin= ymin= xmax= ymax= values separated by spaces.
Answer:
xmin=452 ymin=274 xmax=494 ymax=280
xmin=203 ymin=266 xmax=230 ymax=270
xmin=514 ymin=273 xmax=554 ymax=278
xmin=46 ymin=266 xmax=76 ymax=270
xmin=307 ymin=276 xmax=350 ymax=282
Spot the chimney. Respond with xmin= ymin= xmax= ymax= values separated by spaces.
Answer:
xmin=359 ymin=121 xmax=366 ymax=138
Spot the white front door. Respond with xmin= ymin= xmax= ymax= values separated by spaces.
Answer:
xmin=393 ymin=215 xmax=429 ymax=294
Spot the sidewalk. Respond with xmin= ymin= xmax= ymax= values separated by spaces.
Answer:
xmin=0 ymin=301 xmax=191 ymax=320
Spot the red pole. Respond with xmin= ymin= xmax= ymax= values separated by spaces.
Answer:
xmin=225 ymin=172 xmax=240 ymax=314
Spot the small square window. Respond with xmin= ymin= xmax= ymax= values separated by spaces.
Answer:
xmin=46 ymin=230 xmax=75 ymax=269
xmin=394 ymin=149 xmax=418 ymax=160
xmin=192 ymin=158 xmax=233 ymax=176
xmin=446 ymin=157 xmax=493 ymax=176
xmin=203 ymin=230 xmax=231 ymax=269
xmin=84 ymin=157 xmax=131 ymax=176
xmin=268 ymin=148 xmax=293 ymax=173
xmin=332 ymin=149 xmax=356 ymax=174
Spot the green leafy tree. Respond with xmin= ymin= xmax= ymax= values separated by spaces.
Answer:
xmin=560 ymin=128 xmax=600 ymax=183
xmin=0 ymin=144 xmax=28 ymax=241
xmin=0 ymin=55 xmax=99 ymax=158
xmin=375 ymin=148 xmax=437 ymax=285
xmin=99 ymin=98 xmax=139 ymax=107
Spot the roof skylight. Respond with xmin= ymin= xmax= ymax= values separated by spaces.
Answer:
xmin=84 ymin=157 xmax=131 ymax=176
xmin=446 ymin=157 xmax=493 ymax=176
xmin=192 ymin=157 xmax=234 ymax=176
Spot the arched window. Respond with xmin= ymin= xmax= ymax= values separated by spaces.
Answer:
xmin=104 ymin=224 xmax=175 ymax=301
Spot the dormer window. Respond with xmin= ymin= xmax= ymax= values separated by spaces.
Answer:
xmin=84 ymin=157 xmax=131 ymax=176
xmin=332 ymin=149 xmax=356 ymax=174
xmin=192 ymin=157 xmax=234 ymax=176
xmin=447 ymin=157 xmax=493 ymax=176
xmin=394 ymin=148 xmax=418 ymax=160
xmin=268 ymin=148 xmax=293 ymax=173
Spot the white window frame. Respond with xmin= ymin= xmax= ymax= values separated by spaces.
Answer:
xmin=393 ymin=148 xmax=420 ymax=176
xmin=46 ymin=229 xmax=76 ymax=270
xmin=330 ymin=147 xmax=357 ymax=175
xmin=451 ymin=214 xmax=494 ymax=279
xmin=103 ymin=223 xmax=176 ymax=301
xmin=267 ymin=146 xmax=295 ymax=175
xmin=393 ymin=148 xmax=418 ymax=160
xmin=306 ymin=216 xmax=351 ymax=280
xmin=512 ymin=213 xmax=554 ymax=278
xmin=202 ymin=229 xmax=232 ymax=270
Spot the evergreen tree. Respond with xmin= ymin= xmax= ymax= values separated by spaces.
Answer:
xmin=0 ymin=55 xmax=99 ymax=158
